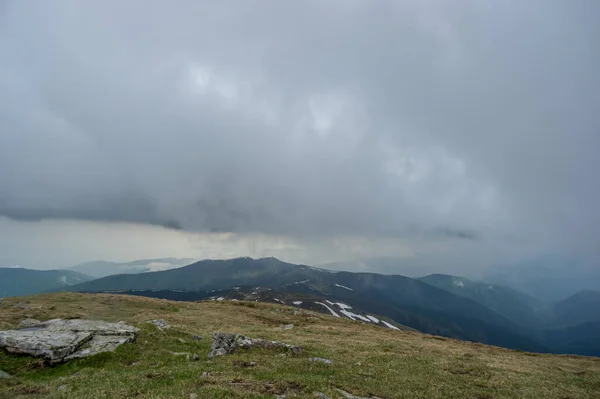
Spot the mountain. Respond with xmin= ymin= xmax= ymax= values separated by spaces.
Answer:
xmin=2 ymin=293 xmax=599 ymax=399
xmin=68 ymin=257 xmax=196 ymax=278
xmin=65 ymin=257 xmax=546 ymax=352
xmin=483 ymin=256 xmax=600 ymax=301
xmin=418 ymin=274 xmax=547 ymax=329
xmin=552 ymin=290 xmax=600 ymax=328
xmin=0 ymin=268 xmax=92 ymax=297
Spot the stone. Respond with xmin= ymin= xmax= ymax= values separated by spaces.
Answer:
xmin=315 ymin=393 xmax=331 ymax=399
xmin=191 ymin=334 xmax=202 ymax=341
xmin=309 ymin=357 xmax=333 ymax=365
xmin=280 ymin=324 xmax=294 ymax=331
xmin=200 ymin=371 xmax=210 ymax=378
xmin=192 ymin=353 xmax=200 ymax=361
xmin=208 ymin=332 xmax=302 ymax=358
xmin=148 ymin=319 xmax=170 ymax=330
xmin=0 ymin=370 xmax=12 ymax=379
xmin=0 ymin=319 xmax=139 ymax=364
xmin=335 ymin=388 xmax=382 ymax=399
xmin=20 ymin=319 xmax=42 ymax=328
xmin=190 ymin=394 xmax=198 ymax=399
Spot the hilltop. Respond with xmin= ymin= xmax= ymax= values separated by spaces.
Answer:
xmin=1 ymin=293 xmax=599 ymax=399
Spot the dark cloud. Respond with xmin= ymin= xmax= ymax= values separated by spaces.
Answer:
xmin=0 ymin=0 xmax=599 ymax=265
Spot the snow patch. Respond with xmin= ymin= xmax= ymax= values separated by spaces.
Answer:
xmin=314 ymin=302 xmax=340 ymax=317
xmin=340 ymin=310 xmax=371 ymax=322
xmin=382 ymin=320 xmax=400 ymax=330
xmin=366 ymin=315 xmax=380 ymax=323
xmin=453 ymin=279 xmax=465 ymax=287
xmin=274 ymin=298 xmax=285 ymax=304
xmin=216 ymin=297 xmax=225 ymax=301
xmin=334 ymin=283 xmax=353 ymax=291
xmin=293 ymin=301 xmax=303 ymax=305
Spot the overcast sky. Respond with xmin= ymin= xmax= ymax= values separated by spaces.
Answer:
xmin=1 ymin=1 xmax=598 ymax=275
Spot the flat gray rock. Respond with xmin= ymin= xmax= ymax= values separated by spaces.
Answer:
xmin=209 ymin=332 xmax=302 ymax=358
xmin=0 ymin=319 xmax=139 ymax=364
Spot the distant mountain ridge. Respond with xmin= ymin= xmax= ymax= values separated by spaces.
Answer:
xmin=68 ymin=257 xmax=196 ymax=278
xmin=65 ymin=257 xmax=546 ymax=353
xmin=0 ymin=268 xmax=92 ymax=297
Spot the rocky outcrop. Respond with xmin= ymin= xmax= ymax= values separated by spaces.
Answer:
xmin=148 ymin=319 xmax=170 ymax=330
xmin=208 ymin=332 xmax=302 ymax=358
xmin=0 ymin=319 xmax=139 ymax=364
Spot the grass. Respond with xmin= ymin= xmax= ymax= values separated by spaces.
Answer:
xmin=0 ymin=293 xmax=599 ymax=398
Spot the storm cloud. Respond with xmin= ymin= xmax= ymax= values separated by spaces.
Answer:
xmin=1 ymin=1 xmax=599 ymax=267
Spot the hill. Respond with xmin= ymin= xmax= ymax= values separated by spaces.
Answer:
xmin=0 ymin=268 xmax=91 ymax=298
xmin=68 ymin=258 xmax=196 ymax=278
xmin=65 ymin=257 xmax=546 ymax=352
xmin=1 ymin=293 xmax=599 ymax=399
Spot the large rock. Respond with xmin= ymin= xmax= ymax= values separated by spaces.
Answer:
xmin=0 ymin=319 xmax=139 ymax=364
xmin=0 ymin=370 xmax=12 ymax=379
xmin=208 ymin=332 xmax=302 ymax=358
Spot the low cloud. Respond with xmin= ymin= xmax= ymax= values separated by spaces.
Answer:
xmin=1 ymin=1 xmax=599 ymax=268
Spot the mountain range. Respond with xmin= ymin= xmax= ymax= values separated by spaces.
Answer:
xmin=68 ymin=257 xmax=196 ymax=278
xmin=3 ymin=257 xmax=599 ymax=356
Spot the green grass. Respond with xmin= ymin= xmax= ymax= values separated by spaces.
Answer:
xmin=1 ymin=293 xmax=600 ymax=398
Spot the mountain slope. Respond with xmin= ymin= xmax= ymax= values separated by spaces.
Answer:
xmin=552 ymin=290 xmax=600 ymax=328
xmin=69 ymin=257 xmax=196 ymax=278
xmin=2 ymin=293 xmax=599 ymax=399
xmin=0 ymin=268 xmax=92 ymax=297
xmin=419 ymin=273 xmax=546 ymax=328
xmin=66 ymin=257 xmax=546 ymax=352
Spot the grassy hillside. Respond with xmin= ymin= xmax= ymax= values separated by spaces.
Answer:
xmin=1 ymin=293 xmax=599 ymax=399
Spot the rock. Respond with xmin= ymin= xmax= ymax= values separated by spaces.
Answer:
xmin=191 ymin=334 xmax=202 ymax=341
xmin=192 ymin=353 xmax=200 ymax=361
xmin=0 ymin=370 xmax=12 ymax=379
xmin=309 ymin=357 xmax=333 ymax=365
xmin=0 ymin=319 xmax=139 ymax=364
xmin=335 ymin=388 xmax=382 ymax=399
xmin=190 ymin=394 xmax=198 ymax=399
xmin=200 ymin=371 xmax=210 ymax=378
xmin=19 ymin=319 xmax=42 ymax=328
xmin=208 ymin=332 xmax=302 ymax=358
xmin=315 ymin=393 xmax=331 ymax=399
xmin=12 ymin=302 xmax=29 ymax=310
xmin=280 ymin=324 xmax=294 ymax=331
xmin=148 ymin=319 xmax=170 ymax=330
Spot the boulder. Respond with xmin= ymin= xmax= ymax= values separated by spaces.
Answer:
xmin=280 ymin=324 xmax=294 ymax=331
xmin=0 ymin=370 xmax=12 ymax=379
xmin=335 ymin=388 xmax=382 ymax=399
xmin=208 ymin=332 xmax=302 ymax=358
xmin=0 ymin=319 xmax=139 ymax=364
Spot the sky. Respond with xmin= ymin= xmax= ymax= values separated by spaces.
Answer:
xmin=1 ymin=1 xmax=599 ymax=276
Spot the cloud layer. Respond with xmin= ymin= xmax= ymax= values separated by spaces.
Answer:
xmin=1 ymin=1 xmax=599 ymax=265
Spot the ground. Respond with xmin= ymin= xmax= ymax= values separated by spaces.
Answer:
xmin=1 ymin=293 xmax=599 ymax=399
